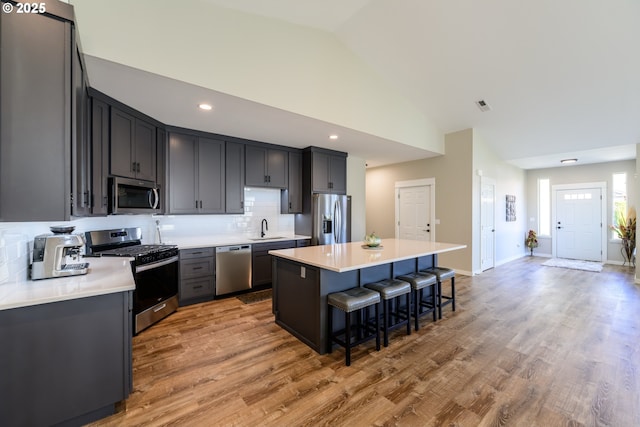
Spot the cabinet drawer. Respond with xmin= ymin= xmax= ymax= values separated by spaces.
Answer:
xmin=180 ymin=257 xmax=214 ymax=279
xmin=180 ymin=247 xmax=215 ymax=260
xmin=180 ymin=277 xmax=214 ymax=301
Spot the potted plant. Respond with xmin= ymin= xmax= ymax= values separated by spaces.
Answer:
xmin=525 ymin=230 xmax=538 ymax=256
xmin=611 ymin=207 xmax=636 ymax=266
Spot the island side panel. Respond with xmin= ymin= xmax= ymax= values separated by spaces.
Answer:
xmin=272 ymin=257 xmax=358 ymax=354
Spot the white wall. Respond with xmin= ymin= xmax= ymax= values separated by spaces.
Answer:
xmin=347 ymin=155 xmax=367 ymax=242
xmin=70 ymin=0 xmax=442 ymax=154
xmin=472 ymin=130 xmax=527 ymax=271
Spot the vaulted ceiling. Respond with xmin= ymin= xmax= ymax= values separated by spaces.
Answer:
xmin=76 ymin=0 xmax=640 ymax=169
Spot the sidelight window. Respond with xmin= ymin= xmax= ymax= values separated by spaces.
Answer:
xmin=538 ymin=178 xmax=550 ymax=236
xmin=612 ymin=172 xmax=627 ymax=240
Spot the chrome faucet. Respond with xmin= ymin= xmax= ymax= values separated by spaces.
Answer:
xmin=261 ymin=218 xmax=268 ymax=238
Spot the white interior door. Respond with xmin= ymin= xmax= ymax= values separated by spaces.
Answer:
xmin=480 ymin=178 xmax=496 ymax=271
xmin=395 ymin=179 xmax=435 ymax=241
xmin=555 ymin=187 xmax=603 ymax=261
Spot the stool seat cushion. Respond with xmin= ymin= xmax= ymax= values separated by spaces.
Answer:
xmin=397 ymin=272 xmax=437 ymax=289
xmin=365 ymin=279 xmax=411 ymax=300
xmin=423 ymin=267 xmax=455 ymax=280
xmin=328 ymin=288 xmax=380 ymax=312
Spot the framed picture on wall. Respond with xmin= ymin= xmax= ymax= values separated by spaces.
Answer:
xmin=506 ymin=195 xmax=516 ymax=222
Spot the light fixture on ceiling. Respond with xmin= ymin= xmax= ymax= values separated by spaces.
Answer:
xmin=560 ymin=158 xmax=578 ymax=164
xmin=475 ymin=99 xmax=491 ymax=112
xmin=198 ymin=103 xmax=213 ymax=111
xmin=329 ymin=134 xmax=339 ymax=140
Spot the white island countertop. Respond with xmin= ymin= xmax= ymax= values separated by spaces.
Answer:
xmin=269 ymin=239 xmax=466 ymax=273
xmin=0 ymin=257 xmax=135 ymax=311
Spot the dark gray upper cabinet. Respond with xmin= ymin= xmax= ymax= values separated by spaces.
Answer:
xmin=225 ymin=141 xmax=245 ymax=214
xmin=245 ymin=145 xmax=288 ymax=188
xmin=168 ymin=132 xmax=225 ymax=214
xmin=72 ymin=42 xmax=91 ymax=217
xmin=282 ymin=150 xmax=302 ymax=213
xmin=198 ymin=138 xmax=225 ymax=213
xmin=311 ymin=149 xmax=347 ymax=194
xmin=90 ymin=98 xmax=110 ymax=216
xmin=110 ymin=107 xmax=157 ymax=182
xmin=0 ymin=3 xmax=75 ymax=221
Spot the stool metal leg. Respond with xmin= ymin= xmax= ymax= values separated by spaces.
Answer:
xmin=405 ymin=292 xmax=412 ymax=336
xmin=374 ymin=302 xmax=380 ymax=351
xmin=382 ymin=299 xmax=390 ymax=347
xmin=327 ymin=305 xmax=333 ymax=354
xmin=451 ymin=277 xmax=456 ymax=311
xmin=345 ymin=310 xmax=352 ymax=366
xmin=414 ymin=289 xmax=420 ymax=331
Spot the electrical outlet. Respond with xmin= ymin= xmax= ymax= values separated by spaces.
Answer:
xmin=300 ymin=266 xmax=306 ymax=278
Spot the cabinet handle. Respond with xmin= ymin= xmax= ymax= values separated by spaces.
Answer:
xmin=193 ymin=285 xmax=203 ymax=289
xmin=199 ymin=200 xmax=203 ymax=209
xmin=193 ymin=266 xmax=203 ymax=270
xmin=137 ymin=162 xmax=141 ymax=173
xmin=132 ymin=161 xmax=136 ymax=172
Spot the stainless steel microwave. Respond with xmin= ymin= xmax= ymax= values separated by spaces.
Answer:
xmin=109 ymin=177 xmax=161 ymax=214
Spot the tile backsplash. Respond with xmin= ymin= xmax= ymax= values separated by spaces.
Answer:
xmin=0 ymin=188 xmax=294 ymax=284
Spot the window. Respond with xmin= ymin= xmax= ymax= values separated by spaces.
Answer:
xmin=612 ymin=172 xmax=627 ymax=240
xmin=539 ymin=178 xmax=550 ymax=236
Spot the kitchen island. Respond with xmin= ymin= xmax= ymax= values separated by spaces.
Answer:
xmin=269 ymin=239 xmax=466 ymax=354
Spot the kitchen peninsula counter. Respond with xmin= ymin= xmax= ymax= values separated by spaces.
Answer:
xmin=269 ymin=239 xmax=466 ymax=354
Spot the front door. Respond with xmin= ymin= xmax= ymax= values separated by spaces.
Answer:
xmin=555 ymin=187 xmax=603 ymax=261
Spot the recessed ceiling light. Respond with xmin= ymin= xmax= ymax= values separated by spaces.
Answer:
xmin=560 ymin=158 xmax=578 ymax=164
xmin=198 ymin=103 xmax=213 ymax=111
xmin=329 ymin=134 xmax=339 ymax=140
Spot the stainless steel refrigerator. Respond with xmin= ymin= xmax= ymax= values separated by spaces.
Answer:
xmin=312 ymin=194 xmax=351 ymax=245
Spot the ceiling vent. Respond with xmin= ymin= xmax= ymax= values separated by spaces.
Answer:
xmin=475 ymin=99 xmax=491 ymax=112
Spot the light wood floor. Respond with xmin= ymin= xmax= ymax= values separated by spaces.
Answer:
xmin=87 ymin=257 xmax=640 ymax=426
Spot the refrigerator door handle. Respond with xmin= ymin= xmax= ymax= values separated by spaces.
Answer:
xmin=334 ymin=200 xmax=342 ymax=243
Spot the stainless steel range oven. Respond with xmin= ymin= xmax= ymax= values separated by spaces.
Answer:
xmin=86 ymin=227 xmax=179 ymax=334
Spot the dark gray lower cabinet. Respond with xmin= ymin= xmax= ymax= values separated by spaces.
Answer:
xmin=179 ymin=247 xmax=215 ymax=305
xmin=0 ymin=291 xmax=132 ymax=426
xmin=252 ymin=240 xmax=296 ymax=287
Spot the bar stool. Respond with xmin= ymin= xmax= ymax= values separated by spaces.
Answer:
xmin=364 ymin=278 xmax=411 ymax=347
xmin=421 ymin=266 xmax=455 ymax=319
xmin=327 ymin=287 xmax=381 ymax=366
xmin=396 ymin=272 xmax=438 ymax=331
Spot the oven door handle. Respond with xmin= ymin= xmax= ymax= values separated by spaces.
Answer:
xmin=135 ymin=255 xmax=179 ymax=273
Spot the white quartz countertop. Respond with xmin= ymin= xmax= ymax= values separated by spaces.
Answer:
xmin=269 ymin=239 xmax=466 ymax=273
xmin=0 ymin=257 xmax=136 ymax=311
xmin=165 ymin=235 xmax=310 ymax=250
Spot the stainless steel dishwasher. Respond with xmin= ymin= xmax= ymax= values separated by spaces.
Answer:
xmin=215 ymin=245 xmax=252 ymax=296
